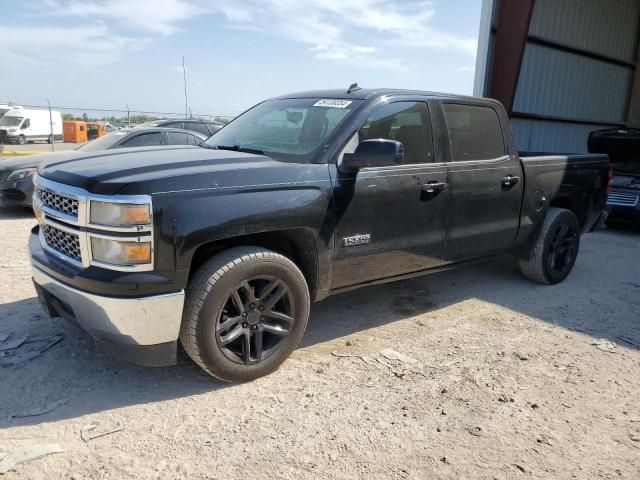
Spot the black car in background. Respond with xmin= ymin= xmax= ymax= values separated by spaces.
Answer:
xmin=135 ymin=119 xmax=223 ymax=137
xmin=588 ymin=128 xmax=640 ymax=225
xmin=0 ymin=127 xmax=206 ymax=207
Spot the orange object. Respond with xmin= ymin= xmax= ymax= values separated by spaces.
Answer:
xmin=87 ymin=122 xmax=105 ymax=140
xmin=63 ymin=121 xmax=88 ymax=143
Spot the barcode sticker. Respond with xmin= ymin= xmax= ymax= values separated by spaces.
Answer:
xmin=313 ymin=99 xmax=353 ymax=108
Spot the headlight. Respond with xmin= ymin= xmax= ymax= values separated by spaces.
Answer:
xmin=90 ymin=201 xmax=151 ymax=226
xmin=8 ymin=128 xmax=17 ymax=133
xmin=7 ymin=168 xmax=36 ymax=181
xmin=91 ymin=237 xmax=152 ymax=265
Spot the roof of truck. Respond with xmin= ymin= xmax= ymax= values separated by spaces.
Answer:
xmin=275 ymin=88 xmax=478 ymax=101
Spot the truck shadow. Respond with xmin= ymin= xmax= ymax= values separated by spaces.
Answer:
xmin=1 ymin=229 xmax=637 ymax=427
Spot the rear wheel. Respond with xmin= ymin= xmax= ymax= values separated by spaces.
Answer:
xmin=519 ymin=207 xmax=580 ymax=284
xmin=180 ymin=247 xmax=310 ymax=382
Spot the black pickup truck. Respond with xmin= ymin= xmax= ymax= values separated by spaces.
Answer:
xmin=29 ymin=88 xmax=609 ymax=382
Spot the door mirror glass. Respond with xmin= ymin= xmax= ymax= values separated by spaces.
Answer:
xmin=340 ymin=139 xmax=404 ymax=172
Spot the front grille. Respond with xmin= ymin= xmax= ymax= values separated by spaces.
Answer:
xmin=36 ymin=186 xmax=79 ymax=217
xmin=607 ymin=191 xmax=639 ymax=207
xmin=42 ymin=224 xmax=81 ymax=262
xmin=0 ymin=171 xmax=8 ymax=183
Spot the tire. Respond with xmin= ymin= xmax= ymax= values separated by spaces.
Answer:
xmin=180 ymin=246 xmax=310 ymax=382
xmin=17 ymin=135 xmax=26 ymax=145
xmin=519 ymin=207 xmax=580 ymax=285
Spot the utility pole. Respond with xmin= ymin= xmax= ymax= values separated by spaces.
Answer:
xmin=47 ymin=99 xmax=55 ymax=152
xmin=182 ymin=56 xmax=189 ymax=119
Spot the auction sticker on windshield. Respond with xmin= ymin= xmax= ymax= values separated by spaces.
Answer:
xmin=313 ymin=99 xmax=353 ymax=108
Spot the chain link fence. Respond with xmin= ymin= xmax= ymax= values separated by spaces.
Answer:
xmin=0 ymin=101 xmax=233 ymax=152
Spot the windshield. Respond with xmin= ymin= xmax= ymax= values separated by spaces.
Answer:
xmin=204 ymin=98 xmax=360 ymax=162
xmin=0 ymin=116 xmax=23 ymax=127
xmin=76 ymin=131 xmax=130 ymax=152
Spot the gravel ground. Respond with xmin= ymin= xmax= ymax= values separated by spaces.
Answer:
xmin=0 ymin=208 xmax=639 ymax=479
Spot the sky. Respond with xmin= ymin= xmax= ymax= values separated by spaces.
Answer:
xmin=0 ymin=0 xmax=482 ymax=117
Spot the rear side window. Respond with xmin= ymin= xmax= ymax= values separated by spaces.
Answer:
xmin=121 ymin=132 xmax=163 ymax=147
xmin=184 ymin=122 xmax=210 ymax=136
xmin=359 ymin=102 xmax=433 ymax=164
xmin=166 ymin=132 xmax=191 ymax=145
xmin=442 ymin=104 xmax=505 ymax=161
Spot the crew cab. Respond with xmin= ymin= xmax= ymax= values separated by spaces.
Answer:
xmin=29 ymin=88 xmax=609 ymax=382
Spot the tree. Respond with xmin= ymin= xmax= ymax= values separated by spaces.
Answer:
xmin=63 ymin=113 xmax=74 ymax=121
xmin=82 ymin=113 xmax=89 ymax=122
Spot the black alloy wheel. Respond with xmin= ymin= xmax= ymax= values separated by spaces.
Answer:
xmin=546 ymin=223 xmax=578 ymax=276
xmin=216 ymin=276 xmax=295 ymax=365
xmin=180 ymin=246 xmax=310 ymax=382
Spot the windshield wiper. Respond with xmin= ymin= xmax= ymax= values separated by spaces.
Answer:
xmin=215 ymin=145 xmax=264 ymax=155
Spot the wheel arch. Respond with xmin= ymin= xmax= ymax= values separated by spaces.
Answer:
xmin=188 ymin=228 xmax=321 ymax=299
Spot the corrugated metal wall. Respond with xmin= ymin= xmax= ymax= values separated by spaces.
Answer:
xmin=529 ymin=0 xmax=639 ymax=63
xmin=511 ymin=118 xmax=613 ymax=154
xmin=514 ymin=44 xmax=633 ymax=124
xmin=503 ymin=0 xmax=640 ymax=153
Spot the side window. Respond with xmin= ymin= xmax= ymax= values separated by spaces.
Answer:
xmin=442 ymin=103 xmax=506 ymax=161
xmin=22 ymin=119 xmax=31 ymax=129
xmin=359 ymin=102 xmax=433 ymax=164
xmin=166 ymin=132 xmax=191 ymax=145
xmin=188 ymin=134 xmax=202 ymax=145
xmin=185 ymin=122 xmax=210 ymax=136
xmin=121 ymin=132 xmax=163 ymax=147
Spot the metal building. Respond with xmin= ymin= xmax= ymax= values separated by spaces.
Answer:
xmin=474 ymin=0 xmax=640 ymax=154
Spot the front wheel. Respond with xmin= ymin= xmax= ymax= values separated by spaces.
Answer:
xmin=519 ymin=207 xmax=580 ymax=284
xmin=17 ymin=135 xmax=26 ymax=145
xmin=180 ymin=247 xmax=310 ymax=382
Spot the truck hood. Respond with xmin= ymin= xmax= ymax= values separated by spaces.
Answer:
xmin=37 ymin=146 xmax=309 ymax=195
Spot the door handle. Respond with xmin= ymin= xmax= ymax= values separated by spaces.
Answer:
xmin=421 ymin=181 xmax=448 ymax=194
xmin=501 ymin=175 xmax=520 ymax=187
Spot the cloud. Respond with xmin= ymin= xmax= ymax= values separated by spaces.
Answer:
xmin=206 ymin=0 xmax=477 ymax=69
xmin=0 ymin=23 xmax=142 ymax=68
xmin=9 ymin=0 xmax=477 ymax=72
xmin=47 ymin=0 xmax=204 ymax=35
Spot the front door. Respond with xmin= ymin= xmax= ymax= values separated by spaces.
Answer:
xmin=438 ymin=101 xmax=524 ymax=261
xmin=331 ymin=100 xmax=449 ymax=289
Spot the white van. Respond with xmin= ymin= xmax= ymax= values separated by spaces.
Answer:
xmin=0 ymin=108 xmax=63 ymax=145
xmin=0 ymin=104 xmax=15 ymax=119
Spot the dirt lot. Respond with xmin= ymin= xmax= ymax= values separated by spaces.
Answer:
xmin=0 ymin=208 xmax=639 ymax=479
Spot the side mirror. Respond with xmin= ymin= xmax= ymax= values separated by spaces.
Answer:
xmin=340 ymin=139 xmax=404 ymax=173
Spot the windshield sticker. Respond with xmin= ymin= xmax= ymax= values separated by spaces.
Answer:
xmin=313 ymin=99 xmax=353 ymax=109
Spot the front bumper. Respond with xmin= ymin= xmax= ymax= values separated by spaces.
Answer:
xmin=0 ymin=177 xmax=34 ymax=207
xmin=31 ymin=265 xmax=185 ymax=366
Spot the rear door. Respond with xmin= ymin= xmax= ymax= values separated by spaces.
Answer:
xmin=437 ymin=101 xmax=523 ymax=261
xmin=331 ymin=100 xmax=450 ymax=288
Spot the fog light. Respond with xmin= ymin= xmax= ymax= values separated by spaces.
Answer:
xmin=91 ymin=237 xmax=151 ymax=265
